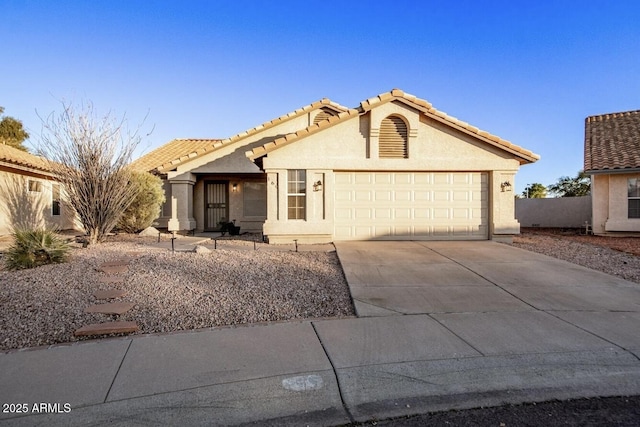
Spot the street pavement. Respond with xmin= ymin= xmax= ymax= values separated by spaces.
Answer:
xmin=2 ymin=241 xmax=640 ymax=425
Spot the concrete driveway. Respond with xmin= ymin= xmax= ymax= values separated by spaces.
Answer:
xmin=328 ymin=240 xmax=640 ymax=419
xmin=336 ymin=240 xmax=640 ymax=316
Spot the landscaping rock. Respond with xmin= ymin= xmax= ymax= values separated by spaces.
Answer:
xmin=193 ymin=245 xmax=212 ymax=254
xmin=74 ymin=321 xmax=139 ymax=337
xmin=139 ymin=226 xmax=159 ymax=237
xmin=100 ymin=258 xmax=132 ymax=267
xmin=98 ymin=265 xmax=129 ymax=274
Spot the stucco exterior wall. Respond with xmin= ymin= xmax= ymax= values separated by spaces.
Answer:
xmin=516 ymin=196 xmax=592 ymax=228
xmin=261 ymin=101 xmax=523 ymax=243
xmin=0 ymin=168 xmax=76 ymax=235
xmin=592 ymin=172 xmax=640 ymax=233
xmin=262 ymin=104 xmax=520 ymax=172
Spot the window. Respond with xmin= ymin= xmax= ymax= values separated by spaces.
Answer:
xmin=379 ymin=115 xmax=408 ymax=158
xmin=52 ymin=183 xmax=61 ymax=216
xmin=28 ymin=180 xmax=42 ymax=192
xmin=629 ymin=178 xmax=640 ymax=218
xmin=287 ymin=170 xmax=306 ymax=220
xmin=243 ymin=182 xmax=267 ymax=217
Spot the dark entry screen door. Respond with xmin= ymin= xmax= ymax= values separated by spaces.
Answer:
xmin=205 ymin=181 xmax=228 ymax=230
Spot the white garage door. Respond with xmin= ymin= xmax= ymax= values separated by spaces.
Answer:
xmin=334 ymin=172 xmax=488 ymax=240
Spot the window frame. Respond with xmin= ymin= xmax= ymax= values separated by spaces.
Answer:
xmin=52 ymin=183 xmax=61 ymax=216
xmin=628 ymin=178 xmax=640 ymax=219
xmin=287 ymin=170 xmax=306 ymax=220
xmin=28 ymin=180 xmax=42 ymax=193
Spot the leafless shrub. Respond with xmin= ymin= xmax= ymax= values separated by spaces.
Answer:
xmin=37 ymin=102 xmax=143 ymax=245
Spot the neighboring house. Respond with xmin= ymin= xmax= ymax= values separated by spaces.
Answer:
xmin=584 ymin=109 xmax=640 ymax=234
xmin=0 ymin=143 xmax=76 ymax=235
xmin=132 ymin=89 xmax=539 ymax=243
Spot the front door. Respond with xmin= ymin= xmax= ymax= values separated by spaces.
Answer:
xmin=205 ymin=181 xmax=228 ymax=231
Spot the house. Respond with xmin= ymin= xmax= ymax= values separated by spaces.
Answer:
xmin=584 ymin=109 xmax=640 ymax=234
xmin=132 ymin=89 xmax=539 ymax=243
xmin=0 ymin=143 xmax=75 ymax=235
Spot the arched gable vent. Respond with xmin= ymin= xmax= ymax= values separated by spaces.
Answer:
xmin=313 ymin=109 xmax=335 ymax=125
xmin=379 ymin=115 xmax=408 ymax=158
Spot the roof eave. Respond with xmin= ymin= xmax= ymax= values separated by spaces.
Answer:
xmin=0 ymin=159 xmax=56 ymax=177
xmin=586 ymin=167 xmax=640 ymax=175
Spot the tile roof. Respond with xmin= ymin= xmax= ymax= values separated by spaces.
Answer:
xmin=584 ymin=109 xmax=640 ymax=172
xmin=130 ymin=139 xmax=221 ymax=173
xmin=0 ymin=143 xmax=52 ymax=173
xmin=133 ymin=98 xmax=348 ymax=173
xmin=246 ymin=89 xmax=540 ymax=164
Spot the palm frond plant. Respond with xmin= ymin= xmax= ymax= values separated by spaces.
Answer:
xmin=4 ymin=227 xmax=70 ymax=270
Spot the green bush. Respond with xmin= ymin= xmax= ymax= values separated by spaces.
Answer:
xmin=4 ymin=228 xmax=70 ymax=270
xmin=117 ymin=171 xmax=166 ymax=233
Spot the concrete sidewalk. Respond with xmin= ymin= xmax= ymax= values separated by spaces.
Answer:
xmin=2 ymin=241 xmax=640 ymax=425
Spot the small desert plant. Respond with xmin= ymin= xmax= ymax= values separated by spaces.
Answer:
xmin=116 ymin=171 xmax=166 ymax=233
xmin=4 ymin=227 xmax=70 ymax=270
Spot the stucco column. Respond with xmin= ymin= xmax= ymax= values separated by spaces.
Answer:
xmin=491 ymin=171 xmax=520 ymax=241
xmin=265 ymin=171 xmax=281 ymax=222
xmin=167 ymin=174 xmax=197 ymax=231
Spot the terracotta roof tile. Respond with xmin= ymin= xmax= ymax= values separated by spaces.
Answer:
xmin=584 ymin=110 xmax=640 ymax=172
xmin=130 ymin=139 xmax=219 ymax=173
xmin=132 ymin=98 xmax=348 ymax=172
xmin=0 ymin=143 xmax=52 ymax=172
xmin=247 ymin=89 xmax=539 ymax=164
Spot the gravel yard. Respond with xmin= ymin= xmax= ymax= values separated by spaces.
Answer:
xmin=0 ymin=237 xmax=354 ymax=351
xmin=2 ymin=230 xmax=640 ymax=351
xmin=511 ymin=228 xmax=640 ymax=284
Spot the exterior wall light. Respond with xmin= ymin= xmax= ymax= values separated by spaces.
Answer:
xmin=500 ymin=181 xmax=512 ymax=192
xmin=313 ymin=180 xmax=323 ymax=192
xmin=232 ymin=183 xmax=238 ymax=192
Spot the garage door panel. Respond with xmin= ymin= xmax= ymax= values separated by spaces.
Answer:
xmin=415 ymin=208 xmax=430 ymax=219
xmin=355 ymin=209 xmax=371 ymax=219
xmin=334 ymin=172 xmax=488 ymax=240
xmin=415 ymin=192 xmax=430 ymax=201
xmin=335 ymin=190 xmax=352 ymax=202
xmin=395 ymin=209 xmax=411 ymax=219
xmin=375 ymin=191 xmax=391 ymax=201
xmin=453 ymin=208 xmax=470 ymax=219
xmin=414 ymin=174 xmax=431 ymax=184
xmin=434 ymin=174 xmax=450 ymax=184
xmin=433 ymin=208 xmax=450 ymax=219
xmin=375 ymin=209 xmax=391 ymax=219
xmin=395 ymin=173 xmax=412 ymax=184
xmin=355 ymin=191 xmax=371 ymax=201
xmin=374 ymin=173 xmax=392 ymax=184
xmin=453 ymin=191 xmax=470 ymax=201
xmin=395 ymin=191 xmax=412 ymax=201
xmin=434 ymin=191 xmax=450 ymax=201
xmin=452 ymin=173 xmax=470 ymax=184
xmin=355 ymin=174 xmax=372 ymax=184
xmin=335 ymin=208 xmax=352 ymax=220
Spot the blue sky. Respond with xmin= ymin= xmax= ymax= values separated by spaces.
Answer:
xmin=2 ymin=1 xmax=639 ymax=194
